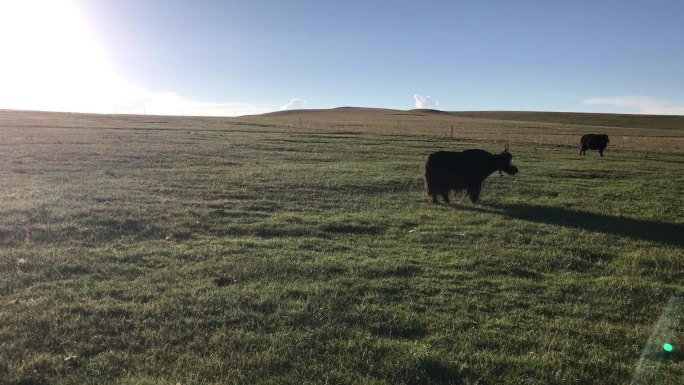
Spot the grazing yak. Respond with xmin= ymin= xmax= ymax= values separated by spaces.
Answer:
xmin=424 ymin=146 xmax=519 ymax=204
xmin=579 ymin=134 xmax=610 ymax=156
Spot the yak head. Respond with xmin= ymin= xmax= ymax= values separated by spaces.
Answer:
xmin=497 ymin=145 xmax=519 ymax=175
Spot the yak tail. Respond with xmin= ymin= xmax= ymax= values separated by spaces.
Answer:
xmin=424 ymin=171 xmax=439 ymax=202
xmin=424 ymin=174 xmax=433 ymax=199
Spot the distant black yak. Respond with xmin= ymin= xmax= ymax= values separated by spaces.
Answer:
xmin=424 ymin=146 xmax=519 ymax=204
xmin=579 ymin=134 xmax=610 ymax=156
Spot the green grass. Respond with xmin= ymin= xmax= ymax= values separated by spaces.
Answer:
xmin=1 ymin=110 xmax=682 ymax=385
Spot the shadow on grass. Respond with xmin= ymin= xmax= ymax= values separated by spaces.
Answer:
xmin=321 ymin=223 xmax=385 ymax=235
xmin=460 ymin=202 xmax=683 ymax=247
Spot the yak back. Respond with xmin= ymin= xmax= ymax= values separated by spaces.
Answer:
xmin=426 ymin=149 xmax=501 ymax=181
xmin=581 ymin=134 xmax=610 ymax=147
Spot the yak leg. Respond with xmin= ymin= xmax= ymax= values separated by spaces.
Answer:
xmin=467 ymin=183 xmax=482 ymax=203
xmin=425 ymin=177 xmax=440 ymax=204
xmin=440 ymin=190 xmax=450 ymax=204
xmin=427 ymin=185 xmax=439 ymax=204
xmin=599 ymin=148 xmax=604 ymax=157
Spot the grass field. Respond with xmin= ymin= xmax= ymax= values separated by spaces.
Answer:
xmin=1 ymin=108 xmax=682 ymax=384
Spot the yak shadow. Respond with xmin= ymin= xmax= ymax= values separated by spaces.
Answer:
xmin=457 ymin=202 xmax=683 ymax=247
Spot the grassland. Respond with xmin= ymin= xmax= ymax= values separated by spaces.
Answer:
xmin=1 ymin=108 xmax=682 ymax=384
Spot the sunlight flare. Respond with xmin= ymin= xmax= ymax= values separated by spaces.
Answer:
xmin=0 ymin=0 xmax=122 ymax=112
xmin=0 ymin=0 xmax=271 ymax=116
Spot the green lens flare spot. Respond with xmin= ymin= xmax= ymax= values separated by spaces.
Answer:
xmin=663 ymin=343 xmax=673 ymax=352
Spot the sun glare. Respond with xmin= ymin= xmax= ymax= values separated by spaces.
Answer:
xmin=0 ymin=1 xmax=272 ymax=116
xmin=0 ymin=0 xmax=123 ymax=113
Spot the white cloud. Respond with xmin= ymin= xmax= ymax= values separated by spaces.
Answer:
xmin=414 ymin=95 xmax=439 ymax=109
xmin=104 ymin=85 xmax=274 ymax=116
xmin=0 ymin=76 xmax=275 ymax=116
xmin=280 ymin=98 xmax=308 ymax=111
xmin=583 ymin=96 xmax=684 ymax=115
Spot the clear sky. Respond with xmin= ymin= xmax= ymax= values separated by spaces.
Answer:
xmin=1 ymin=0 xmax=683 ymax=116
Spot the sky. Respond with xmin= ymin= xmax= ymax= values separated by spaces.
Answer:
xmin=1 ymin=0 xmax=683 ymax=116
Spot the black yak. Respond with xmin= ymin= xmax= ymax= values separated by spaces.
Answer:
xmin=579 ymin=134 xmax=610 ymax=156
xmin=424 ymin=146 xmax=519 ymax=204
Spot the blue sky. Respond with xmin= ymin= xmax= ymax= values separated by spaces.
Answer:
xmin=1 ymin=0 xmax=683 ymax=115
